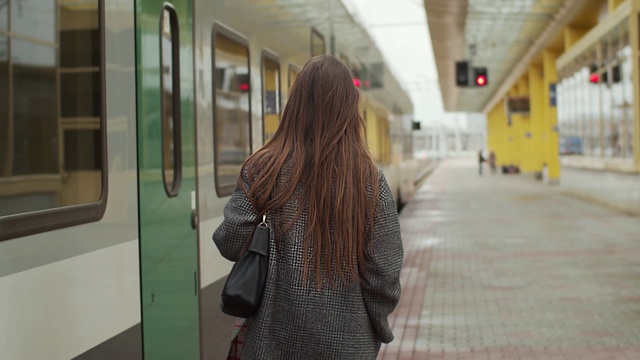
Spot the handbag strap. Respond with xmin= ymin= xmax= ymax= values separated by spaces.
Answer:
xmin=247 ymin=214 xmax=269 ymax=256
xmin=258 ymin=214 xmax=268 ymax=228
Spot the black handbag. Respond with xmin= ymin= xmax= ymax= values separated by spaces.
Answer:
xmin=220 ymin=214 xmax=269 ymax=318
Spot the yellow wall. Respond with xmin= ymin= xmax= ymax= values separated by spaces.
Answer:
xmin=487 ymin=98 xmax=508 ymax=168
xmin=505 ymin=89 xmax=518 ymax=167
xmin=516 ymin=77 xmax=533 ymax=172
xmin=528 ymin=65 xmax=545 ymax=172
xmin=486 ymin=67 xmax=551 ymax=175
xmin=543 ymin=50 xmax=560 ymax=180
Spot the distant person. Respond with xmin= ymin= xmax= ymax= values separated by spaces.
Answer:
xmin=212 ymin=55 xmax=403 ymax=359
xmin=478 ymin=149 xmax=484 ymax=175
xmin=489 ymin=151 xmax=496 ymax=173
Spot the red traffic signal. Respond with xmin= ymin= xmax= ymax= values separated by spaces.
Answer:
xmin=475 ymin=74 xmax=487 ymax=86
xmin=473 ymin=67 xmax=488 ymax=87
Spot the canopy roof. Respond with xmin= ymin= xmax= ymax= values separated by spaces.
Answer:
xmin=424 ymin=0 xmax=603 ymax=112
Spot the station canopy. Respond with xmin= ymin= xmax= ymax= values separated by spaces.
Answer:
xmin=424 ymin=0 xmax=603 ymax=112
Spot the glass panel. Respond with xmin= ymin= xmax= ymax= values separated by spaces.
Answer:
xmin=60 ymin=29 xmax=100 ymax=68
xmin=214 ymin=32 xmax=250 ymax=194
xmin=61 ymin=72 xmax=100 ymax=117
xmin=0 ymin=1 xmax=102 ymax=216
xmin=589 ymin=79 xmax=599 ymax=156
xmin=576 ymin=73 xmax=583 ymax=147
xmin=262 ymin=56 xmax=280 ymax=141
xmin=0 ymin=2 xmax=7 ymax=31
xmin=12 ymin=39 xmax=57 ymax=176
xmin=11 ymin=0 xmax=55 ymax=43
xmin=580 ymin=67 xmax=589 ymax=155
xmin=622 ymin=45 xmax=633 ymax=157
xmin=557 ymin=80 xmax=565 ymax=153
xmin=12 ymin=36 xmax=56 ymax=65
xmin=311 ymin=29 xmax=325 ymax=57
xmin=64 ymin=129 xmax=101 ymax=171
xmin=160 ymin=7 xmax=180 ymax=195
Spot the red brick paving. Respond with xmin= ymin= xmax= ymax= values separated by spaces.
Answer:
xmin=377 ymin=159 xmax=640 ymax=360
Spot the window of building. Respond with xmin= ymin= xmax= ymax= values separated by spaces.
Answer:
xmin=261 ymin=52 xmax=281 ymax=142
xmin=0 ymin=0 xmax=105 ymax=241
xmin=212 ymin=26 xmax=251 ymax=197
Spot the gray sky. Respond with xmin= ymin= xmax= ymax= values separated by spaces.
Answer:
xmin=343 ymin=0 xmax=449 ymax=126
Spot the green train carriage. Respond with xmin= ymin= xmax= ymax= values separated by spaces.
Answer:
xmin=0 ymin=1 xmax=417 ymax=358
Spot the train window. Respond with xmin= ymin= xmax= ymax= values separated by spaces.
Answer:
xmin=311 ymin=28 xmax=325 ymax=57
xmin=262 ymin=52 xmax=281 ymax=142
xmin=0 ymin=4 xmax=6 ymax=31
xmin=160 ymin=5 xmax=182 ymax=197
xmin=212 ymin=26 xmax=251 ymax=197
xmin=0 ymin=0 xmax=106 ymax=241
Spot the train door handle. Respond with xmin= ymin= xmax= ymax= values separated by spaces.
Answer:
xmin=191 ymin=210 xmax=198 ymax=229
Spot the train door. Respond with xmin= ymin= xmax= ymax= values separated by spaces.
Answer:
xmin=135 ymin=1 xmax=200 ymax=358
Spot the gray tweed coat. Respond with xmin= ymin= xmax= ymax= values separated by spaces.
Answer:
xmin=212 ymin=168 xmax=403 ymax=359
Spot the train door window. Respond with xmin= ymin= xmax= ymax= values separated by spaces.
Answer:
xmin=212 ymin=26 xmax=251 ymax=197
xmin=160 ymin=5 xmax=181 ymax=196
xmin=0 ymin=0 xmax=105 ymax=241
xmin=262 ymin=52 xmax=281 ymax=142
xmin=311 ymin=28 xmax=325 ymax=57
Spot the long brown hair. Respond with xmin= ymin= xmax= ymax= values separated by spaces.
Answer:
xmin=242 ymin=55 xmax=379 ymax=286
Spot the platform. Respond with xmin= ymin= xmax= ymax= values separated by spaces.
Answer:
xmin=379 ymin=158 xmax=640 ymax=360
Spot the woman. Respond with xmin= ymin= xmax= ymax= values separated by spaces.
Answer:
xmin=213 ymin=55 xmax=403 ymax=359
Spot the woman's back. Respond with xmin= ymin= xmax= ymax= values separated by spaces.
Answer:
xmin=212 ymin=55 xmax=403 ymax=359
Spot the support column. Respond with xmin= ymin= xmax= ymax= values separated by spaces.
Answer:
xmin=529 ymin=65 xmax=545 ymax=173
xmin=517 ymin=76 xmax=532 ymax=172
xmin=543 ymin=50 xmax=561 ymax=182
xmin=506 ymin=88 xmax=518 ymax=168
xmin=496 ymin=99 xmax=508 ymax=169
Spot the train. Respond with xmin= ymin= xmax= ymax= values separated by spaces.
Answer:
xmin=0 ymin=0 xmax=418 ymax=359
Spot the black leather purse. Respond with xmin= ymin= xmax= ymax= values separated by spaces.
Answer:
xmin=220 ymin=214 xmax=269 ymax=318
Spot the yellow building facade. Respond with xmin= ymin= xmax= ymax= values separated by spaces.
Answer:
xmin=486 ymin=0 xmax=640 ymax=180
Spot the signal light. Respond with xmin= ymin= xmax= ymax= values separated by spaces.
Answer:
xmin=473 ymin=67 xmax=488 ymax=87
xmin=475 ymin=74 xmax=487 ymax=86
xmin=455 ymin=61 xmax=469 ymax=87
xmin=353 ymin=78 xmax=361 ymax=88
xmin=455 ymin=62 xmax=489 ymax=87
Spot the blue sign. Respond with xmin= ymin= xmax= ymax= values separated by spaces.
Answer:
xmin=549 ymin=83 xmax=557 ymax=107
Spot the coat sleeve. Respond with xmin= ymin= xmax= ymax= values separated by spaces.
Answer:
xmin=361 ymin=170 xmax=404 ymax=344
xmin=212 ymin=170 xmax=257 ymax=262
